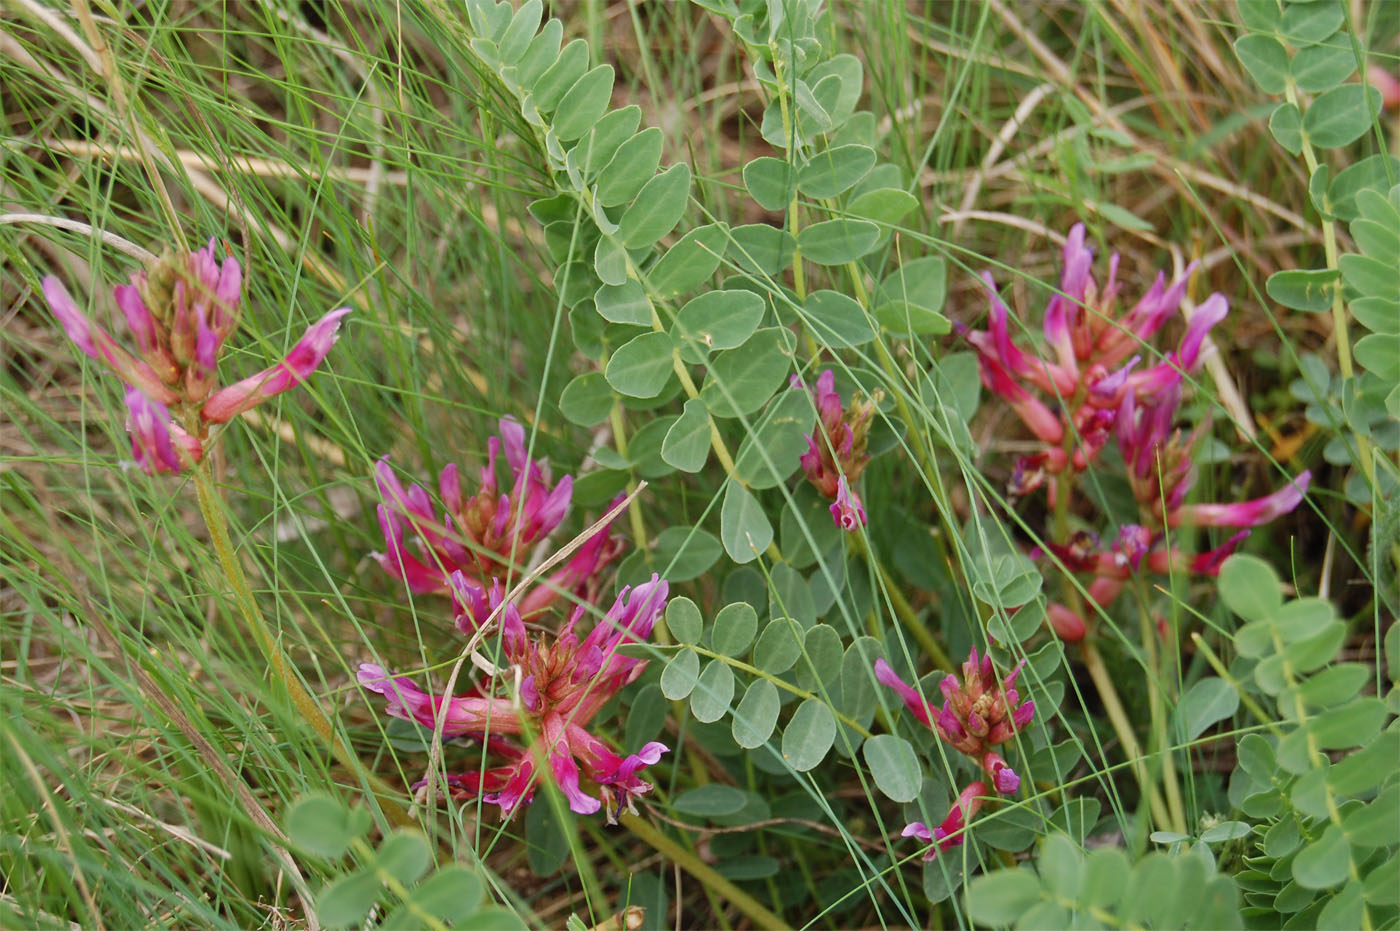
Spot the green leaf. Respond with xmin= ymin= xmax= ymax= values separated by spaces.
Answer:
xmin=286 ymin=794 xmax=370 ymax=859
xmin=594 ymin=280 xmax=652 ymax=325
xmin=805 ymin=54 xmax=863 ymax=127
xmin=1270 ymin=102 xmax=1304 ymax=155
xmin=1290 ymin=41 xmax=1357 ymax=93
xmin=646 ymin=222 xmax=729 ymax=298
xmin=1177 ymin=678 xmax=1239 ymax=740
xmin=496 ymin=0 xmax=542 ymax=64
xmin=1233 ymin=34 xmax=1289 ymax=94
xmin=1200 ymin=821 xmax=1252 ymax=844
xmin=1304 ymin=84 xmax=1383 ymax=148
xmin=672 ymin=784 xmax=748 ymax=817
xmin=514 ymin=18 xmax=563 ymax=88
xmin=847 ymin=187 xmax=919 ymax=227
xmin=744 ymin=156 xmax=793 ymax=212
xmin=690 ymin=659 xmax=734 ymax=723
xmin=596 ymin=128 xmax=664 ymax=207
xmin=408 ymin=866 xmax=483 ymax=922
xmin=1342 ymin=784 xmax=1400 ymax=848
xmin=553 ymin=65 xmax=614 ymax=141
xmin=651 ymin=526 xmax=722 ymax=582
xmin=1296 ymin=662 xmax=1370 ymax=709
xmin=839 ymin=637 xmax=880 ymax=727
xmin=1309 ymin=697 xmax=1388 ymax=749
xmin=661 ymin=399 xmax=712 ymax=473
xmin=1363 ymin=856 xmax=1400 ymax=905
xmin=964 ymin=869 xmax=1043 ymax=926
xmin=559 ymin=372 xmax=614 ymax=427
xmin=659 ymin=647 xmax=700 ymax=699
xmin=1219 ymin=554 xmax=1282 ymax=619
xmin=673 ymin=290 xmax=766 ymax=363
xmin=712 ymin=601 xmax=758 ymax=657
xmin=532 ymin=39 xmax=589 ymax=111
xmin=1039 ymin=833 xmax=1084 ymax=898
xmin=455 ymin=908 xmax=527 ymax=931
xmin=1329 ymin=155 xmax=1400 ymax=221
xmin=1293 ymin=825 xmax=1350 ymax=889
xmin=1081 ymin=848 xmax=1131 ymax=910
xmin=593 ymin=237 xmax=628 ymax=286
xmin=732 ymin=679 xmax=781 ymax=749
xmin=804 ymin=290 xmax=876 ymax=347
xmin=720 ymin=479 xmax=773 ymax=563
xmin=315 ymin=871 xmax=381 ymax=929
xmin=374 ymin=831 xmax=432 ymax=885
xmin=727 ymin=223 xmax=795 ymax=275
xmin=1350 ymin=217 xmax=1400 ymax=266
xmin=702 ymin=327 xmax=796 ymax=418
xmin=1237 ymin=0 xmax=1281 ymax=32
xmin=874 ymin=256 xmax=950 ymax=335
xmin=1267 ymin=268 xmax=1338 ymax=311
xmin=570 ymin=105 xmax=641 ymax=179
xmin=795 ymin=624 xmax=843 ymax=696
xmin=863 ymin=734 xmax=921 ymax=802
xmin=752 ymin=618 xmax=803 ymax=674
xmin=665 ymin=596 xmax=703 ymax=644
xmin=1342 ymin=254 xmax=1400 ymax=301
xmin=1317 ymin=882 xmax=1366 ymax=931
xmin=796 ymin=218 xmax=880 ymax=264
xmin=797 ymin=144 xmax=877 ymax=198
xmin=619 ymin=163 xmax=692 ymax=248
xmin=1280 ymin=1 xmax=1345 ymax=47
xmin=782 ymin=699 xmax=836 ymax=771
xmin=733 ymin=388 xmax=815 ymax=489
xmin=605 ymin=330 xmax=673 ymax=397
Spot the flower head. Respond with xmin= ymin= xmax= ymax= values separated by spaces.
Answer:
xmin=793 ymin=370 xmax=877 ymax=531
xmin=963 ymin=223 xmax=1224 ymax=494
xmin=359 ymin=575 xmax=670 ymax=822
xmin=874 ymin=647 xmax=1032 ymax=794
xmin=374 ymin=421 xmax=623 ymax=603
xmin=43 ymin=238 xmax=349 ymax=474
xmin=901 ymin=781 xmax=987 ymax=860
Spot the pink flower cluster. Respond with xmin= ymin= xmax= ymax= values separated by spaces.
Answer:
xmin=876 ymin=648 xmax=1034 ymax=858
xmin=793 ymin=370 xmax=876 ymax=531
xmin=44 ymin=239 xmax=349 ymax=474
xmin=359 ymin=574 xmax=669 ymax=822
xmin=373 ymin=417 xmax=624 ymax=615
xmin=964 ymin=223 xmax=1309 ymax=641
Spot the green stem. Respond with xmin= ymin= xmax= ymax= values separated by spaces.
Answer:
xmin=192 ymin=466 xmax=413 ymax=828
xmin=850 ymin=535 xmax=953 ymax=671
xmin=621 ymin=814 xmax=788 ymax=931
xmin=1081 ymin=640 xmax=1174 ymax=834
xmin=1133 ymin=584 xmax=1186 ymax=835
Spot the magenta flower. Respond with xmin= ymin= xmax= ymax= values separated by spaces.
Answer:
xmin=874 ymin=647 xmax=1033 ymax=794
xmin=901 ymin=781 xmax=987 ymax=860
xmin=124 ymin=387 xmax=202 ymax=475
xmin=43 ymin=238 xmax=350 ymax=474
xmin=963 ymin=222 xmax=1225 ymax=497
xmin=373 ymin=418 xmax=623 ymax=608
xmin=793 ymin=370 xmax=876 ymax=531
xmin=359 ymin=574 xmax=670 ymax=822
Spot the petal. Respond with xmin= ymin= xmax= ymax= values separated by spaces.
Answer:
xmin=1171 ymin=471 xmax=1311 ymax=529
xmin=356 ymin=663 xmax=515 ymax=736
xmin=873 ymin=658 xmax=932 ymax=727
xmin=199 ymin=307 xmax=350 ymax=422
xmin=113 ymin=282 xmax=156 ymax=353
xmin=124 ymin=386 xmax=198 ymax=474
xmin=828 ymin=476 xmax=867 ymax=531
xmin=43 ymin=276 xmax=98 ymax=357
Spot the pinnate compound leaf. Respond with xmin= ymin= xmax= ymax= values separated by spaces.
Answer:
xmin=732 ymin=679 xmax=781 ymax=749
xmin=862 ymin=734 xmax=921 ymax=802
xmin=619 ymin=163 xmax=692 ymax=248
xmin=605 ymin=331 xmax=673 ymax=398
xmin=782 ymin=698 xmax=836 ymax=771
